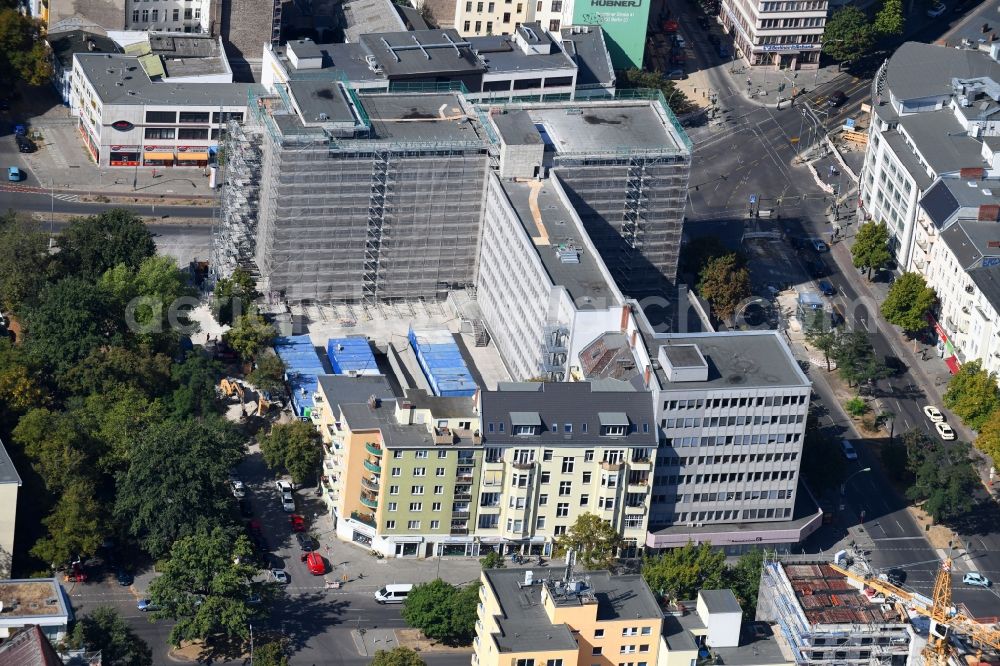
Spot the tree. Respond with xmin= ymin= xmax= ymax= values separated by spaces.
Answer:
xmin=832 ymin=329 xmax=889 ymax=388
xmin=114 ymin=416 xmax=244 ymax=558
xmin=679 ymin=236 xmax=737 ymax=277
xmin=21 ymin=277 xmax=124 ymax=373
xmin=555 ymin=512 xmax=622 ymax=570
xmin=259 ymin=421 xmax=321 ymax=486
xmin=75 ymin=388 xmax=169 ymax=475
xmin=68 ymin=606 xmax=153 ymax=666
xmin=253 ymin=642 xmax=290 ymax=666
xmin=845 ymin=396 xmax=869 ymax=417
xmin=147 ymin=526 xmax=263 ymax=646
xmin=903 ymin=432 xmax=978 ymax=523
xmin=30 ymin=479 xmax=106 ymax=567
xmin=976 ymin=408 xmax=1000 ymax=468
xmin=100 ymin=255 xmax=196 ymax=342
xmin=874 ymin=0 xmax=904 ymax=37
xmin=479 ymin=551 xmax=506 ymax=570
xmin=0 ymin=214 xmax=53 ymax=313
xmin=0 ymin=9 xmax=53 ymax=86
xmin=944 ymin=360 xmax=1000 ymax=431
xmin=12 ymin=408 xmax=91 ymax=492
xmin=223 ymin=310 xmax=275 ymax=362
xmin=619 ymin=68 xmax=692 ymax=114
xmin=401 ymin=579 xmax=478 ymax=644
xmin=822 ymin=7 xmax=875 ymax=63
xmin=0 ymin=339 xmax=44 ymax=424
xmin=169 ymin=353 xmax=223 ymax=417
xmin=805 ymin=313 xmax=838 ymax=372
xmin=248 ymin=353 xmax=286 ymax=396
xmin=642 ymin=542 xmax=726 ymax=601
xmin=851 ymin=221 xmax=892 ymax=280
xmin=58 ymin=346 xmax=173 ymax=400
xmin=212 ymin=268 xmax=257 ymax=327
xmin=881 ymin=272 xmax=936 ymax=337
xmin=724 ymin=549 xmax=765 ymax=620
xmin=698 ymin=253 xmax=751 ymax=324
xmin=55 ymin=210 xmax=156 ymax=281
xmin=371 ymin=648 xmax=426 ymax=666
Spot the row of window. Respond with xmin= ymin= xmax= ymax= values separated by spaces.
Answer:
xmin=656 ymin=488 xmax=793 ymax=505
xmin=656 ymin=451 xmax=799 ymax=467
xmin=654 ymin=469 xmax=797 ymax=485
xmin=144 ymin=110 xmax=243 ymax=124
xmin=663 ymin=413 xmax=806 ymax=429
xmin=132 ymin=7 xmax=200 ymax=21
xmin=392 ymin=447 xmax=474 ymax=460
xmin=759 ymin=16 xmax=824 ymax=28
xmin=385 ymin=502 xmax=468 ymax=512
xmin=658 ymin=506 xmax=793 ymax=523
xmin=144 ymin=127 xmax=214 ymax=140
xmin=665 ymin=395 xmax=806 ymax=410
xmin=666 ymin=432 xmax=802 ymax=447
xmin=385 ymin=520 xmax=435 ymax=530
xmin=491 ymin=421 xmax=647 ymax=437
xmin=509 ymin=471 xmax=624 ymax=489
xmin=391 ymin=467 xmax=472 ymax=477
xmin=759 ymin=0 xmax=826 ymax=10
xmin=385 ymin=485 xmax=465 ymax=495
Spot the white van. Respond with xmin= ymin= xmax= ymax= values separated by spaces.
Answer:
xmin=375 ymin=583 xmax=413 ymax=604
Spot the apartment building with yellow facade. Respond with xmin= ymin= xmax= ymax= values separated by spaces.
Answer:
xmin=477 ymin=381 xmax=656 ymax=558
xmin=313 ymin=373 xmax=486 ymax=558
xmin=474 ymin=567 xmax=663 ymax=666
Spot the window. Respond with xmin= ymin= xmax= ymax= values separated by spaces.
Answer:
xmin=639 ymin=645 xmax=649 ymax=653
xmin=538 ymin=494 xmax=548 ymax=506
xmin=548 ymin=19 xmax=560 ymax=30
xmin=436 ymin=467 xmax=445 ymax=477
xmin=561 ymin=457 xmax=575 ymax=473
xmin=506 ymin=518 xmax=523 ymax=531
xmin=553 ymin=525 xmax=566 ymax=536
xmin=486 ymin=20 xmax=493 ymax=32
xmin=172 ymin=8 xmax=179 ymax=20
xmin=477 ymin=1 xmax=483 ymax=9
xmin=582 ymin=471 xmax=592 ymax=483
xmin=434 ymin=485 xmax=444 ymax=495
xmin=183 ymin=7 xmax=192 ymax=18
xmin=389 ymin=485 xmax=399 ymax=495
xmin=466 ymin=1 xmax=472 ymax=9
xmin=141 ymin=8 xmax=148 ymax=21
xmin=594 ymin=629 xmax=605 ymax=638
xmin=580 ymin=494 xmax=589 ymax=506
xmin=177 ymin=128 xmax=208 ymax=140
xmin=584 ymin=450 xmax=594 ymax=462
xmin=503 ymin=12 xmax=510 ymax=21
xmin=475 ymin=20 xmax=482 ymax=31
xmin=432 ymin=502 xmax=442 ymax=511
xmin=551 ymin=0 xmax=562 ymax=9
xmin=543 ymin=450 xmax=553 ymax=461
xmin=194 ymin=7 xmax=200 ymax=18
xmin=407 ymin=520 xmax=421 ymax=529
xmin=412 ymin=485 xmax=424 ymax=495
xmin=546 ymin=661 xmax=562 ymax=666
xmin=556 ymin=502 xmax=569 ymax=517
xmin=415 ymin=450 xmax=428 ymax=459
xmin=151 ymin=9 xmax=158 ymax=20
xmin=385 ymin=520 xmax=396 ymax=529
xmin=622 ymin=627 xmax=638 ymax=636
xmin=409 ymin=502 xmax=422 ymax=511
xmin=479 ymin=514 xmax=499 ymax=528
xmin=414 ymin=467 xmax=425 ymax=477
xmin=144 ymin=128 xmax=175 ymax=139
xmin=393 ymin=450 xmax=404 ymax=459
xmin=488 ymin=1 xmax=494 ymax=9
xmin=603 ymin=425 xmax=627 ymax=437
xmin=640 ymin=627 xmax=651 ymax=636
xmin=559 ymin=481 xmax=572 ymax=496
xmin=391 ymin=467 xmax=401 ymax=477
xmin=536 ymin=515 xmax=546 ymax=528
xmin=540 ymin=471 xmax=550 ymax=484
xmin=592 ymin=648 xmax=602 ymax=656
xmin=178 ymin=111 xmax=209 ymax=123
xmin=430 ymin=520 xmax=440 ymax=529
xmin=438 ymin=450 xmax=448 ymax=458
xmin=509 ymin=496 xmax=526 ymax=509
xmin=620 ymin=646 xmax=636 ymax=654
xmin=516 ymin=660 xmax=534 ymax=666
xmin=132 ymin=9 xmax=139 ymax=21
xmin=463 ymin=20 xmax=471 ymax=30
xmin=564 ymin=424 xmax=572 ymax=433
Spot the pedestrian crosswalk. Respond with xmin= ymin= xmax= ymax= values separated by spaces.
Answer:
xmin=51 ymin=193 xmax=79 ymax=202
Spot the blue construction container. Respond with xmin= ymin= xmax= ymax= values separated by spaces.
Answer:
xmin=273 ymin=335 xmax=326 ymax=418
xmin=407 ymin=327 xmax=477 ymax=397
xmin=327 ymin=337 xmax=379 ymax=376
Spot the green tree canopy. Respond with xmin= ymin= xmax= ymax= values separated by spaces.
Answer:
xmin=723 ymin=549 xmax=765 ymax=620
xmin=169 ymin=353 xmax=223 ymax=417
xmin=212 ymin=268 xmax=257 ymax=327
xmin=555 ymin=512 xmax=622 ymax=570
xmin=479 ymin=551 xmax=505 ymax=570
xmin=0 ymin=339 xmax=44 ymax=428
xmin=147 ymin=526 xmax=264 ymax=647
xmin=30 ymin=478 xmax=106 ymax=567
xmin=976 ymin=409 xmax=1000 ymax=468
xmin=100 ymin=255 xmax=196 ymax=344
xmin=832 ymin=329 xmax=890 ymax=388
xmin=371 ymin=648 xmax=427 ymax=666
xmin=401 ymin=579 xmax=479 ymax=644
xmin=55 ymin=210 xmax=156 ymax=281
xmin=679 ymin=236 xmax=734 ymax=277
xmin=698 ymin=253 xmax=751 ymax=323
xmin=805 ymin=309 xmax=839 ymax=371
xmin=881 ymin=272 xmax=936 ymax=337
xmin=248 ymin=353 xmax=286 ymax=396
xmin=874 ymin=0 xmax=904 ymax=37
xmin=253 ymin=641 xmax=290 ymax=666
xmin=619 ymin=68 xmax=692 ymax=114
xmin=0 ymin=214 xmax=53 ymax=313
xmin=58 ymin=346 xmax=173 ymax=400
xmin=851 ymin=221 xmax=892 ymax=280
xmin=114 ymin=416 xmax=244 ymax=558
xmin=642 ymin=542 xmax=726 ymax=601
xmin=944 ymin=359 xmax=1000 ymax=431
xmin=12 ymin=407 xmax=92 ymax=492
xmin=0 ymin=9 xmax=53 ymax=86
xmin=903 ymin=431 xmax=978 ymax=523
xmin=223 ymin=310 xmax=275 ymax=362
xmin=259 ymin=421 xmax=321 ymax=486
xmin=68 ymin=606 xmax=153 ymax=666
xmin=822 ymin=7 xmax=875 ymax=63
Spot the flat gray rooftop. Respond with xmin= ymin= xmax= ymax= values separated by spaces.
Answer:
xmin=48 ymin=29 xmax=119 ymax=69
xmin=343 ymin=0 xmax=407 ymax=44
xmin=359 ymin=30 xmax=484 ymax=78
xmin=921 ymin=178 xmax=1000 ymax=228
xmin=491 ymin=109 xmax=542 ymax=145
xmin=501 ymin=179 xmax=617 ymax=309
xmin=885 ymin=42 xmax=1000 ymax=102
xmin=880 ymin=130 xmax=933 ymax=190
xmin=669 ymin=611 xmax=789 ymax=665
xmin=700 ymin=589 xmax=741 ymax=614
xmin=0 ymin=438 xmax=21 ymax=485
xmin=662 ymin=344 xmax=704 ymax=368
xmin=561 ymin=26 xmax=614 ymax=88
xmin=288 ymin=80 xmax=358 ymax=124
xmin=149 ymin=34 xmax=221 ymax=59
xmin=273 ymin=42 xmax=384 ymax=83
xmin=898 ymin=111 xmax=987 ymax=176
xmin=360 ymin=93 xmax=487 ymax=144
xmin=468 ymin=34 xmax=575 ymax=74
xmin=649 ymin=331 xmax=808 ymax=390
xmin=76 ymin=53 xmax=254 ymax=106
xmin=527 ymin=102 xmax=682 ymax=154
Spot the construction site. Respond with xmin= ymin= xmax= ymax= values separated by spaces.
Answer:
xmin=211 ymin=81 xmax=692 ymax=306
xmin=757 ymin=549 xmax=1000 ymax=665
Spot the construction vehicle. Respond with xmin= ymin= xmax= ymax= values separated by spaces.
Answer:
xmin=831 ymin=545 xmax=1000 ymax=665
xmin=219 ymin=378 xmax=245 ymax=404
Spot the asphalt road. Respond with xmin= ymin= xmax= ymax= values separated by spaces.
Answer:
xmin=0 ymin=184 xmax=215 ymax=219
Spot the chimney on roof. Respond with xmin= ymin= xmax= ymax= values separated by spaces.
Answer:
xmin=979 ymin=204 xmax=1000 ymax=221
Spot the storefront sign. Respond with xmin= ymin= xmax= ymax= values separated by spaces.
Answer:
xmin=111 ymin=120 xmax=134 ymax=132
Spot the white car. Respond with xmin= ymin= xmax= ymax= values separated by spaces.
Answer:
xmin=936 ymin=421 xmax=956 ymax=441
xmin=927 ymin=2 xmax=946 ymax=17
xmin=964 ymin=572 xmax=990 ymax=587
xmin=271 ymin=569 xmax=289 ymax=584
xmin=230 ymin=479 xmax=245 ymax=498
xmin=923 ymin=405 xmax=944 ymax=423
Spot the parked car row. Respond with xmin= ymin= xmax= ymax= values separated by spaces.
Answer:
xmin=923 ymin=405 xmax=956 ymax=440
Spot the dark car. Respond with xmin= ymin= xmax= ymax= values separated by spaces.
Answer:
xmin=805 ymin=258 xmax=827 ymax=277
xmin=16 ymin=136 xmax=34 ymax=153
xmin=116 ymin=567 xmax=134 ymax=586
xmin=295 ymin=532 xmax=315 ymax=552
xmin=818 ymin=280 xmax=836 ymax=296
xmin=828 ymin=90 xmax=847 ymax=107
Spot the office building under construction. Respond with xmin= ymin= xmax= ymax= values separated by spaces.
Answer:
xmin=213 ymin=83 xmax=691 ymax=303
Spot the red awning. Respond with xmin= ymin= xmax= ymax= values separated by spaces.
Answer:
xmin=945 ymin=355 xmax=961 ymax=374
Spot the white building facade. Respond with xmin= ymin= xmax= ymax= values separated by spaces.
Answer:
xmin=719 ymin=0 xmax=826 ymax=70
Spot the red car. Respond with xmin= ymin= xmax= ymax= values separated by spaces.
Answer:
xmin=290 ymin=514 xmax=306 ymax=532
xmin=663 ymin=19 xmax=679 ymax=33
xmin=306 ymin=552 xmax=326 ymax=575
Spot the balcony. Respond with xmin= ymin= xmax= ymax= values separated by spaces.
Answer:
xmin=600 ymin=461 xmax=623 ymax=471
xmin=452 ymin=507 xmax=471 ymax=516
xmin=365 ymin=442 xmax=383 ymax=457
xmin=361 ymin=476 xmax=380 ymax=492
xmin=360 ymin=492 xmax=379 ymax=509
xmin=434 ymin=427 xmax=456 ymax=445
xmin=629 ymin=458 xmax=652 ymax=470
xmin=364 ymin=459 xmax=382 ymax=474
xmin=454 ymin=493 xmax=472 ymax=501
xmin=627 ymin=482 xmax=649 ymax=494
xmin=450 ymin=527 xmax=470 ymax=536
xmin=456 ymin=472 xmax=474 ymax=483
xmin=511 ymin=460 xmax=535 ymax=470
xmin=350 ymin=511 xmax=376 ymax=527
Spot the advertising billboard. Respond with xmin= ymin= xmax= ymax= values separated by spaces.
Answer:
xmin=572 ymin=0 xmax=650 ymax=70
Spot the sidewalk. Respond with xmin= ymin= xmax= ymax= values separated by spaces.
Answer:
xmin=737 ymin=61 xmax=845 ymax=105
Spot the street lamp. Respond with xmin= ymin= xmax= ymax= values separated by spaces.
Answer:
xmin=841 ymin=467 xmax=872 ymax=495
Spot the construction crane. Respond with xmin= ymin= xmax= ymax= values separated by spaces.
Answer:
xmin=831 ymin=549 xmax=1000 ymax=665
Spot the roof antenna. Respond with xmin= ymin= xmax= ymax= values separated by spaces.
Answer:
xmin=564 ymin=548 xmax=574 ymax=583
